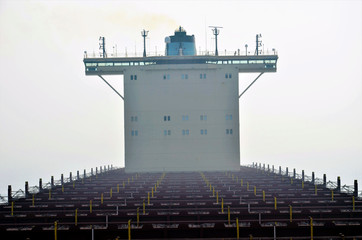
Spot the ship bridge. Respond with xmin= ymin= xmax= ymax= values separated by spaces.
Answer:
xmin=83 ymin=54 xmax=278 ymax=75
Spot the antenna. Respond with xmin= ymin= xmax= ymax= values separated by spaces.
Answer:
xmin=255 ymin=34 xmax=262 ymax=56
xmin=141 ymin=29 xmax=149 ymax=57
xmin=99 ymin=37 xmax=106 ymax=58
xmin=209 ymin=26 xmax=223 ymax=56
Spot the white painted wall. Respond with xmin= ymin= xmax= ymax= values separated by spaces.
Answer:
xmin=124 ymin=64 xmax=240 ymax=172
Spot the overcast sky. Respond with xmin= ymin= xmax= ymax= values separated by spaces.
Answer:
xmin=0 ymin=0 xmax=361 ymax=196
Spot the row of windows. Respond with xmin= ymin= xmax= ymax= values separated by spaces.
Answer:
xmin=225 ymin=73 xmax=232 ymax=79
xmin=131 ymin=129 xmax=233 ymax=136
xmin=130 ymin=114 xmax=233 ymax=122
xmin=163 ymin=73 xmax=207 ymax=80
xmin=128 ymin=73 xmax=236 ymax=81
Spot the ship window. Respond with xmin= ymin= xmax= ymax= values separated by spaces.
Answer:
xmin=131 ymin=130 xmax=138 ymax=136
xmin=182 ymin=129 xmax=190 ymax=136
xmin=229 ymin=74 xmax=232 ymax=78
xmin=226 ymin=114 xmax=232 ymax=120
xmin=200 ymin=115 xmax=207 ymax=121
xmin=134 ymin=75 xmax=137 ymax=80
xmin=182 ymin=115 xmax=189 ymax=121
xmin=226 ymin=129 xmax=233 ymax=135
xmin=164 ymin=115 xmax=171 ymax=121
xmin=225 ymin=74 xmax=228 ymax=79
xmin=130 ymin=75 xmax=133 ymax=80
xmin=200 ymin=129 xmax=207 ymax=135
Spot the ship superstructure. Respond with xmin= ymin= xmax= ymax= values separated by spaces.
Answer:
xmin=83 ymin=27 xmax=278 ymax=172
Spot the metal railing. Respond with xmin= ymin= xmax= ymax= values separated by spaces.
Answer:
xmin=83 ymin=49 xmax=278 ymax=59
xmin=248 ymin=163 xmax=361 ymax=198
xmin=0 ymin=165 xmax=120 ymax=205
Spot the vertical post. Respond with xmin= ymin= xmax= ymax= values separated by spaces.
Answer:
xmin=262 ymin=190 xmax=265 ymax=202
xmin=117 ymin=184 xmax=120 ymax=193
xmin=54 ymin=221 xmax=58 ymax=240
xmin=91 ymin=168 xmax=93 ymax=176
xmin=279 ymin=166 xmax=281 ymax=175
xmin=100 ymin=166 xmax=102 ymax=173
xmin=137 ymin=207 xmax=140 ymax=227
xmin=293 ymin=168 xmax=296 ymax=178
xmin=302 ymin=170 xmax=305 ymax=182
xmin=247 ymin=182 xmax=249 ymax=191
xmin=96 ymin=167 xmax=98 ymax=175
xmin=236 ymin=217 xmax=239 ymax=239
xmin=310 ymin=217 xmax=313 ymax=240
xmin=75 ymin=208 xmax=78 ymax=226
xmin=110 ymin=188 xmax=113 ymax=198
xmin=354 ymin=180 xmax=358 ymax=197
xmin=227 ymin=206 xmax=230 ymax=225
xmin=254 ymin=186 xmax=256 ymax=196
xmin=331 ymin=190 xmax=334 ymax=201
xmin=106 ymin=214 xmax=108 ymax=228
xmin=352 ymin=196 xmax=355 ymax=211
xmin=312 ymin=172 xmax=315 ymax=184
xmin=11 ymin=201 xmax=14 ymax=216
xmin=101 ymin=193 xmax=104 ymax=204
xmin=25 ymin=181 xmax=29 ymax=198
xmin=77 ymin=171 xmax=80 ymax=180
xmin=267 ymin=164 xmax=270 ymax=172
xmin=32 ymin=194 xmax=35 ymax=206
xmin=84 ymin=169 xmax=86 ymax=178
xmin=272 ymin=165 xmax=274 ymax=173
xmin=143 ymin=199 xmax=145 ymax=214
xmin=315 ymin=184 xmax=318 ymax=195
xmin=221 ymin=198 xmax=224 ymax=213
xmin=263 ymin=163 xmax=265 ymax=171
xmin=323 ymin=174 xmax=327 ymax=187
xmin=274 ymin=197 xmax=277 ymax=210
xmin=147 ymin=192 xmax=150 ymax=205
xmin=337 ymin=176 xmax=341 ymax=192
xmin=39 ymin=178 xmax=42 ymax=191
xmin=49 ymin=189 xmax=51 ymax=200
xmin=90 ymin=200 xmax=92 ymax=213
xmin=286 ymin=167 xmax=288 ymax=176
xmin=61 ymin=174 xmax=64 ymax=185
xmin=152 ymin=187 xmax=154 ymax=197
xmin=217 ymin=191 xmax=219 ymax=204
xmin=128 ymin=219 xmax=131 ymax=240
xmin=51 ymin=176 xmax=54 ymax=188
xmin=141 ymin=29 xmax=148 ymax=57
xmin=289 ymin=205 xmax=292 ymax=223
xmin=240 ymin=179 xmax=243 ymax=187
xmin=69 ymin=172 xmax=72 ymax=182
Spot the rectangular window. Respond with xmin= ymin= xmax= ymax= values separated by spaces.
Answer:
xmin=226 ymin=114 xmax=232 ymax=120
xmin=131 ymin=116 xmax=134 ymax=122
xmin=229 ymin=74 xmax=232 ymax=78
xmin=163 ymin=74 xmax=166 ymax=80
xmin=135 ymin=116 xmax=138 ymax=122
xmin=186 ymin=129 xmax=189 ymax=135
xmin=203 ymin=73 xmax=206 ymax=79
xmin=131 ymin=130 xmax=138 ymax=136
xmin=134 ymin=75 xmax=137 ymax=80
xmin=168 ymin=116 xmax=171 ymax=121
xmin=225 ymin=73 xmax=228 ymax=79
xmin=164 ymin=116 xmax=167 ymax=121
xmin=201 ymin=129 xmax=207 ymax=135
xmin=200 ymin=73 xmax=202 ymax=79
xmin=130 ymin=75 xmax=133 ymax=80
xmin=182 ymin=130 xmax=185 ymax=135
xmin=226 ymin=129 xmax=233 ymax=135
xmin=182 ymin=129 xmax=189 ymax=136
xmin=164 ymin=130 xmax=167 ymax=136
xmin=200 ymin=115 xmax=207 ymax=121
xmin=182 ymin=115 xmax=189 ymax=121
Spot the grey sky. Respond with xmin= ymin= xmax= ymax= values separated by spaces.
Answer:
xmin=0 ymin=0 xmax=361 ymax=196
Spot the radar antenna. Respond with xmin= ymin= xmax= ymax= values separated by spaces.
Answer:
xmin=209 ymin=26 xmax=223 ymax=56
xmin=141 ymin=29 xmax=149 ymax=57
xmin=99 ymin=36 xmax=106 ymax=58
xmin=255 ymin=34 xmax=262 ymax=56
